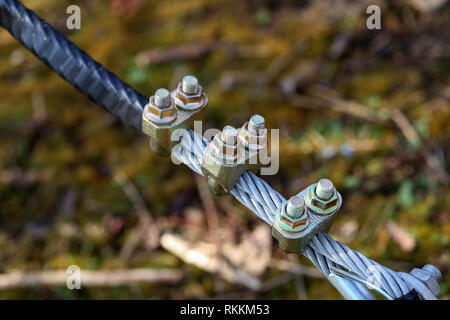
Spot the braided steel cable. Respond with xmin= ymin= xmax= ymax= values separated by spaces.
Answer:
xmin=173 ymin=130 xmax=438 ymax=299
xmin=0 ymin=0 xmax=147 ymax=133
xmin=1 ymin=0 xmax=440 ymax=300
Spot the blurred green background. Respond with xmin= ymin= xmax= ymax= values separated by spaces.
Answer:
xmin=0 ymin=0 xmax=448 ymax=299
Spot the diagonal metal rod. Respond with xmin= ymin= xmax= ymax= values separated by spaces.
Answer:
xmin=0 ymin=0 xmax=147 ymax=133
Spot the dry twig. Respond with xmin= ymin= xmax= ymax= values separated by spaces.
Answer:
xmin=115 ymin=171 xmax=159 ymax=260
xmin=0 ymin=268 xmax=183 ymax=290
xmin=195 ymin=175 xmax=220 ymax=231
xmin=160 ymin=233 xmax=262 ymax=290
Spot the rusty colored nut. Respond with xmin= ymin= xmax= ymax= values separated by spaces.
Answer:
xmin=172 ymin=75 xmax=208 ymax=111
xmin=304 ymin=179 xmax=340 ymax=215
xmin=143 ymin=86 xmax=206 ymax=156
xmin=238 ymin=114 xmax=267 ymax=151
xmin=272 ymin=196 xmax=310 ymax=253
xmin=202 ymin=126 xmax=246 ymax=195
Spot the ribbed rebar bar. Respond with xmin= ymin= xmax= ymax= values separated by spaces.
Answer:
xmin=0 ymin=0 xmax=147 ymax=133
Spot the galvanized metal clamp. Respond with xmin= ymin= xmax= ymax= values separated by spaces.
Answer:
xmin=201 ymin=114 xmax=268 ymax=196
xmin=142 ymin=75 xmax=207 ymax=156
xmin=272 ymin=179 xmax=342 ymax=254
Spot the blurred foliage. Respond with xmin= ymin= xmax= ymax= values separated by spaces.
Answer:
xmin=0 ymin=0 xmax=448 ymax=299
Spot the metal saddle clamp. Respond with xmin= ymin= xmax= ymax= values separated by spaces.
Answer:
xmin=272 ymin=179 xmax=342 ymax=254
xmin=201 ymin=114 xmax=269 ymax=196
xmin=142 ymin=75 xmax=208 ymax=156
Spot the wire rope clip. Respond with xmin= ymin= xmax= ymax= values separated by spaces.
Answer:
xmin=272 ymin=179 xmax=342 ymax=254
xmin=142 ymin=75 xmax=207 ymax=156
xmin=201 ymin=115 xmax=268 ymax=196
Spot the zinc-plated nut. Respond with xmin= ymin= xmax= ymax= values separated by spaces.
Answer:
xmin=142 ymin=82 xmax=207 ymax=156
xmin=305 ymin=179 xmax=340 ymax=215
xmin=272 ymin=196 xmax=310 ymax=253
xmin=172 ymin=75 xmax=208 ymax=111
xmin=238 ymin=114 xmax=267 ymax=151
xmin=202 ymin=125 xmax=245 ymax=195
xmin=145 ymin=88 xmax=177 ymax=124
xmin=211 ymin=126 xmax=239 ymax=161
xmin=410 ymin=265 xmax=442 ymax=296
xmin=237 ymin=114 xmax=269 ymax=172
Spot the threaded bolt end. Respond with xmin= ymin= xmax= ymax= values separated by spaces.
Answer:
xmin=316 ymin=179 xmax=334 ymax=200
xmin=154 ymin=88 xmax=171 ymax=107
xmin=221 ymin=125 xmax=237 ymax=145
xmin=248 ymin=114 xmax=265 ymax=133
xmin=422 ymin=264 xmax=442 ymax=282
xmin=286 ymin=196 xmax=305 ymax=218
xmin=182 ymin=75 xmax=199 ymax=94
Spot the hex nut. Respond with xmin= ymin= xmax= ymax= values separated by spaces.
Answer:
xmin=276 ymin=198 xmax=309 ymax=231
xmin=210 ymin=126 xmax=239 ymax=162
xmin=272 ymin=198 xmax=310 ymax=254
xmin=238 ymin=121 xmax=267 ymax=151
xmin=202 ymin=126 xmax=245 ymax=195
xmin=144 ymin=96 xmax=177 ymax=124
xmin=304 ymin=183 xmax=340 ymax=215
xmin=237 ymin=115 xmax=269 ymax=171
xmin=172 ymin=82 xmax=208 ymax=111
